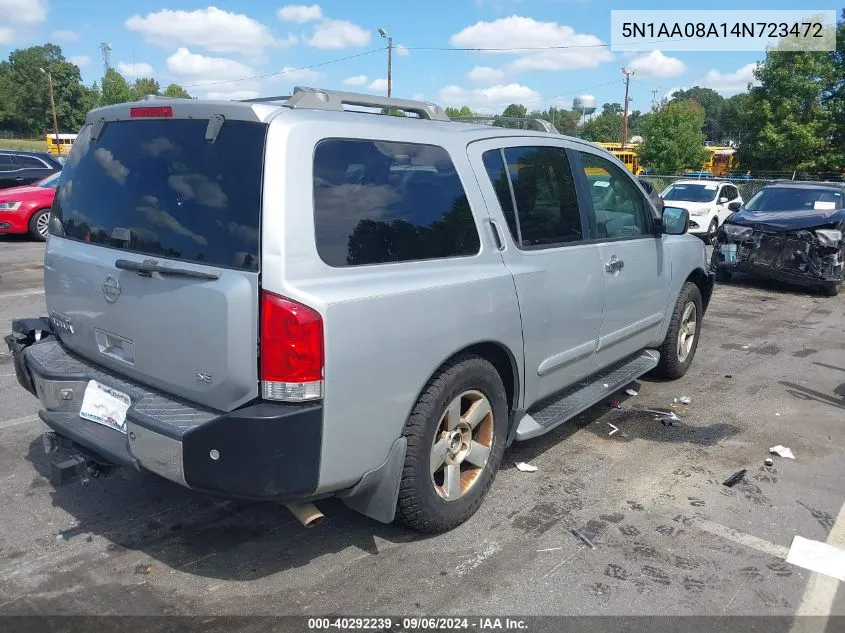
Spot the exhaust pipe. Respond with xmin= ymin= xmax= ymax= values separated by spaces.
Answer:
xmin=285 ymin=502 xmax=325 ymax=528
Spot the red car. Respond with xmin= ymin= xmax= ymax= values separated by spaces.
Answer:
xmin=0 ymin=171 xmax=60 ymax=241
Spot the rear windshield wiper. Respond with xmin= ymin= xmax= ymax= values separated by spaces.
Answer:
xmin=115 ymin=259 xmax=220 ymax=280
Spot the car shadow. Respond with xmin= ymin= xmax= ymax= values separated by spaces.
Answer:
xmin=779 ymin=380 xmax=845 ymax=411
xmin=720 ymin=272 xmax=835 ymax=298
xmin=24 ymin=439 xmax=435 ymax=582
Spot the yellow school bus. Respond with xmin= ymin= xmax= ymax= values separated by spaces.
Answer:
xmin=702 ymin=146 xmax=736 ymax=178
xmin=45 ymin=133 xmax=77 ymax=157
xmin=594 ymin=142 xmax=643 ymax=175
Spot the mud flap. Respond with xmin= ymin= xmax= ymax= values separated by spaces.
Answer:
xmin=4 ymin=317 xmax=54 ymax=397
xmin=340 ymin=437 xmax=407 ymax=524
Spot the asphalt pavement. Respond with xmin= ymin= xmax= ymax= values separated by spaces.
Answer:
xmin=1 ymin=236 xmax=844 ymax=622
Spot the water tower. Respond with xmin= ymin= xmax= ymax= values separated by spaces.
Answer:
xmin=573 ymin=95 xmax=596 ymax=123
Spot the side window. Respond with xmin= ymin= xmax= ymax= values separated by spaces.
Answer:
xmin=483 ymin=146 xmax=582 ymax=248
xmin=17 ymin=156 xmax=48 ymax=169
xmin=727 ymin=185 xmax=739 ymax=200
xmin=313 ymin=139 xmax=480 ymax=267
xmin=0 ymin=155 xmax=12 ymax=172
xmin=579 ymin=152 xmax=650 ymax=240
xmin=481 ymin=150 xmax=519 ymax=242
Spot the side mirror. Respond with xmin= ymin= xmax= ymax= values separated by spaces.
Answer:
xmin=661 ymin=206 xmax=689 ymax=235
xmin=719 ymin=197 xmax=729 ymax=204
xmin=728 ymin=201 xmax=741 ymax=211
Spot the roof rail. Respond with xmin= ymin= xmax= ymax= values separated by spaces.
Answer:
xmin=239 ymin=86 xmax=451 ymax=121
xmin=449 ymin=116 xmax=559 ymax=134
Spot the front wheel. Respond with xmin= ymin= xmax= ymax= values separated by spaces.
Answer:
xmin=821 ymin=284 xmax=841 ymax=297
xmin=653 ymin=282 xmax=703 ymax=380
xmin=704 ymin=218 xmax=719 ymax=245
xmin=396 ymin=355 xmax=508 ymax=533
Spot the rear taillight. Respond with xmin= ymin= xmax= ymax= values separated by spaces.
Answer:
xmin=260 ymin=290 xmax=324 ymax=402
xmin=130 ymin=106 xmax=173 ymax=118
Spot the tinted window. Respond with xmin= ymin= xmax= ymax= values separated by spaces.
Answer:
xmin=497 ymin=146 xmax=582 ymax=247
xmin=313 ymin=139 xmax=479 ymax=267
xmin=726 ymin=185 xmax=739 ymax=200
xmin=481 ymin=150 xmax=519 ymax=242
xmin=37 ymin=172 xmax=61 ymax=188
xmin=51 ymin=119 xmax=266 ymax=271
xmin=744 ymin=187 xmax=844 ymax=212
xmin=0 ymin=154 xmax=14 ymax=172
xmin=662 ymin=183 xmax=719 ymax=203
xmin=580 ymin=152 xmax=650 ymax=239
xmin=18 ymin=155 xmax=48 ymax=169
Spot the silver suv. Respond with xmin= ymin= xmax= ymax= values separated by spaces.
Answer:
xmin=6 ymin=88 xmax=714 ymax=532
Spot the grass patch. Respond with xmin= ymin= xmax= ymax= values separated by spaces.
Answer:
xmin=0 ymin=138 xmax=49 ymax=152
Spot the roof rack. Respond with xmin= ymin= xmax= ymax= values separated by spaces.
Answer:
xmin=239 ymin=86 xmax=451 ymax=121
xmin=450 ymin=116 xmax=559 ymax=134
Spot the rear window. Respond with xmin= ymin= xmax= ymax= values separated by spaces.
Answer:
xmin=51 ymin=119 xmax=266 ymax=271
xmin=661 ymin=183 xmax=719 ymax=203
xmin=313 ymin=139 xmax=480 ymax=267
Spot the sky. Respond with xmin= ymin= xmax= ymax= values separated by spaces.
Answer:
xmin=0 ymin=0 xmax=805 ymax=114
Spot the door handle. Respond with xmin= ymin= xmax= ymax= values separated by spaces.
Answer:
xmin=605 ymin=256 xmax=624 ymax=273
xmin=487 ymin=219 xmax=504 ymax=251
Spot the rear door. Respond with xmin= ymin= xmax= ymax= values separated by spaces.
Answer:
xmin=45 ymin=113 xmax=266 ymax=411
xmin=0 ymin=154 xmax=23 ymax=189
xmin=468 ymin=138 xmax=606 ymax=408
xmin=16 ymin=154 xmax=54 ymax=185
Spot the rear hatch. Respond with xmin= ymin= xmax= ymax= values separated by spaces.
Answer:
xmin=45 ymin=105 xmax=266 ymax=411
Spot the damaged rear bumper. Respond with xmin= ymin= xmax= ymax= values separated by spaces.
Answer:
xmin=5 ymin=318 xmax=323 ymax=501
xmin=710 ymin=229 xmax=845 ymax=290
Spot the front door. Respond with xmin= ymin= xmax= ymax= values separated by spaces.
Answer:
xmin=573 ymin=149 xmax=671 ymax=370
xmin=468 ymin=138 xmax=606 ymax=408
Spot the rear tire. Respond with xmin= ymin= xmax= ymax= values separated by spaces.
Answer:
xmin=28 ymin=209 xmax=50 ymax=242
xmin=653 ymin=282 xmax=703 ymax=380
xmin=396 ymin=354 xmax=508 ymax=533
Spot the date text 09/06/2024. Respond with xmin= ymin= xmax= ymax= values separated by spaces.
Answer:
xmin=307 ymin=617 xmax=529 ymax=630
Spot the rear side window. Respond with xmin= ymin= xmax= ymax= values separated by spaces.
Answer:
xmin=51 ymin=119 xmax=266 ymax=271
xmin=0 ymin=154 xmax=15 ymax=171
xmin=313 ymin=139 xmax=480 ymax=267
xmin=18 ymin=155 xmax=48 ymax=169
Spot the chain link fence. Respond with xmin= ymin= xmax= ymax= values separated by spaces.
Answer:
xmin=639 ymin=174 xmax=775 ymax=201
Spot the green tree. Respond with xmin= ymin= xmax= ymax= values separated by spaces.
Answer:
xmin=494 ymin=103 xmax=528 ymax=128
xmin=132 ymin=77 xmax=160 ymax=99
xmin=639 ymin=100 xmax=709 ymax=173
xmin=0 ymin=43 xmax=97 ymax=135
xmin=445 ymin=105 xmax=475 ymax=118
xmin=580 ymin=110 xmax=623 ymax=142
xmin=101 ymin=68 xmax=133 ymax=105
xmin=627 ymin=110 xmax=644 ymax=138
xmin=670 ymin=87 xmax=727 ymax=144
xmin=163 ymin=83 xmax=192 ymax=99
xmin=602 ymin=102 xmax=623 ymax=116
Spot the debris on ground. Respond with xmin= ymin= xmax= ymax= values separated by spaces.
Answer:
xmin=775 ymin=413 xmax=781 ymax=417
xmin=643 ymin=409 xmax=682 ymax=425
xmin=55 ymin=533 xmax=66 ymax=542
xmin=625 ymin=388 xmax=639 ymax=397
xmin=536 ymin=547 xmax=563 ymax=553
xmin=723 ymin=469 xmax=747 ymax=487
xmin=134 ymin=563 xmax=153 ymax=575
xmin=764 ymin=458 xmax=774 ymax=467
xmin=741 ymin=345 xmax=750 ymax=350
xmin=515 ymin=462 xmax=538 ymax=473
xmin=571 ymin=529 xmax=597 ymax=550
xmin=786 ymin=536 xmax=845 ymax=581
xmin=725 ymin=374 xmax=733 ymax=379
xmin=678 ymin=396 xmax=691 ymax=405
xmin=607 ymin=423 xmax=619 ymax=436
xmin=606 ymin=400 xmax=622 ymax=410
xmin=770 ymin=445 xmax=795 ymax=459
xmin=603 ymin=383 xmax=610 ymax=388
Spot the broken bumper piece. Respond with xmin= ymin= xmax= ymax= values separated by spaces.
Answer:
xmin=5 ymin=317 xmax=324 ymax=501
xmin=710 ymin=228 xmax=845 ymax=291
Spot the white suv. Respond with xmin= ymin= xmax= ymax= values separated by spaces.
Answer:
xmin=660 ymin=180 xmax=743 ymax=244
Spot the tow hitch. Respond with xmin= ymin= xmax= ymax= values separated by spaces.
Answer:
xmin=42 ymin=432 xmax=117 ymax=487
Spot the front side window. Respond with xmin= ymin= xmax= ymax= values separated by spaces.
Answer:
xmin=579 ymin=152 xmax=651 ymax=239
xmin=313 ymin=139 xmax=480 ymax=267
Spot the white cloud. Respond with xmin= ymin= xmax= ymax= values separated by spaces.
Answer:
xmin=343 ymin=74 xmax=367 ymax=86
xmin=466 ymin=66 xmax=504 ymax=84
xmin=439 ymin=83 xmax=541 ymax=113
xmin=277 ymin=66 xmax=324 ymax=84
xmin=369 ymin=78 xmax=388 ymax=92
xmin=0 ymin=0 xmax=47 ymax=23
xmin=52 ymin=29 xmax=78 ymax=42
xmin=395 ymin=44 xmax=409 ymax=56
xmin=411 ymin=93 xmax=426 ymax=101
xmin=117 ymin=62 xmax=155 ymax=78
xmin=306 ymin=19 xmax=370 ymax=49
xmin=69 ymin=55 xmax=90 ymax=68
xmin=697 ymin=63 xmax=758 ymax=96
xmin=627 ymin=50 xmax=686 ymax=79
xmin=278 ymin=4 xmax=322 ymax=22
xmin=205 ymin=88 xmax=260 ymax=101
xmin=0 ymin=27 xmax=13 ymax=44
xmin=125 ymin=7 xmax=295 ymax=55
xmin=450 ymin=16 xmax=614 ymax=72
xmin=166 ymin=48 xmax=256 ymax=84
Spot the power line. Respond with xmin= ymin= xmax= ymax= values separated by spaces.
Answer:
xmin=182 ymin=47 xmax=387 ymax=88
xmin=404 ymin=37 xmax=696 ymax=52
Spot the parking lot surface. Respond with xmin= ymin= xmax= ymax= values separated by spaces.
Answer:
xmin=1 ymin=236 xmax=843 ymax=619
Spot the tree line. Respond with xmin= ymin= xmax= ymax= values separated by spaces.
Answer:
xmin=0 ymin=43 xmax=192 ymax=137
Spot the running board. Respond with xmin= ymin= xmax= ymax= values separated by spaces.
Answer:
xmin=515 ymin=350 xmax=660 ymax=441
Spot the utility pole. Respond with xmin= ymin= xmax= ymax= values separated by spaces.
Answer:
xmin=378 ymin=27 xmax=393 ymax=97
xmin=651 ymin=89 xmax=659 ymax=110
xmin=40 ymin=68 xmax=59 ymax=147
xmin=620 ymin=67 xmax=634 ymax=148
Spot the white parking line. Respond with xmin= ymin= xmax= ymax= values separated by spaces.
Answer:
xmin=695 ymin=518 xmax=790 ymax=559
xmin=0 ymin=289 xmax=44 ymax=299
xmin=791 ymin=501 xmax=845 ymax=625
xmin=0 ymin=414 xmax=40 ymax=430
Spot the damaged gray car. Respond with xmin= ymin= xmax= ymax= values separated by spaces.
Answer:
xmin=710 ymin=181 xmax=845 ymax=296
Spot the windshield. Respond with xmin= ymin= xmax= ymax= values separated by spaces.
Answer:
xmin=37 ymin=172 xmax=61 ymax=189
xmin=661 ymin=183 xmax=718 ymax=203
xmin=744 ymin=187 xmax=844 ymax=212
xmin=51 ymin=118 xmax=266 ymax=271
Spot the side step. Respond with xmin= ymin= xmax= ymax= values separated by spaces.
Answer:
xmin=515 ymin=350 xmax=660 ymax=441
